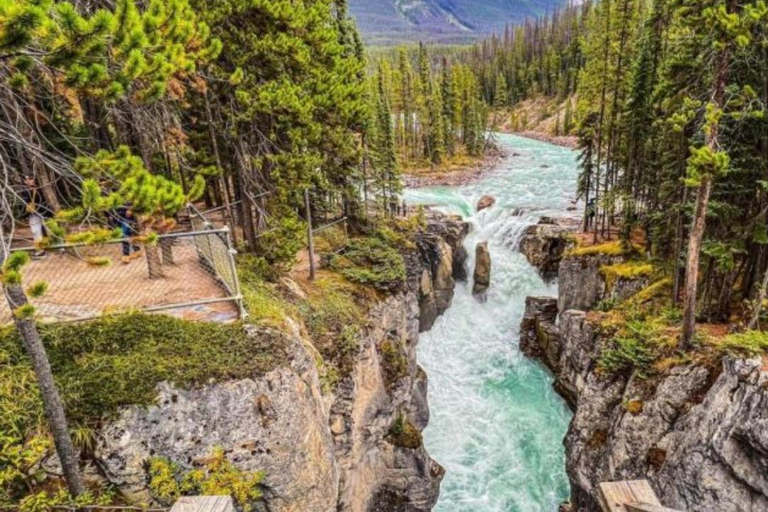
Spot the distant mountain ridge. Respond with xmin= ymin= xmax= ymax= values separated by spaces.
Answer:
xmin=349 ymin=0 xmax=566 ymax=45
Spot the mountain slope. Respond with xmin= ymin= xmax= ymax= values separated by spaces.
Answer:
xmin=349 ymin=0 xmax=566 ymax=45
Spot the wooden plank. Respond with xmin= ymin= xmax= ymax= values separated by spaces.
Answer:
xmin=626 ymin=504 xmax=683 ymax=512
xmin=599 ymin=481 xmax=635 ymax=512
xmin=598 ymin=480 xmax=684 ymax=512
xmin=170 ymin=496 xmax=235 ymax=512
xmin=626 ymin=480 xmax=662 ymax=506
xmin=598 ymin=480 xmax=661 ymax=512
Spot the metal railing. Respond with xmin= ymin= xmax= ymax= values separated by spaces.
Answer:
xmin=1 ymin=227 xmax=245 ymax=326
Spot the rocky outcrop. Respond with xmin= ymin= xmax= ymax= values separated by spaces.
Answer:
xmin=520 ymin=297 xmax=560 ymax=372
xmin=97 ymin=213 xmax=468 ymax=512
xmin=520 ymin=251 xmax=768 ymax=512
xmin=98 ymin=327 xmax=338 ymax=512
xmin=559 ymin=255 xmax=652 ymax=313
xmin=518 ymin=220 xmax=574 ymax=282
xmin=558 ymin=253 xmax=624 ymax=312
xmin=417 ymin=213 xmax=470 ymax=331
xmin=472 ymin=241 xmax=491 ymax=299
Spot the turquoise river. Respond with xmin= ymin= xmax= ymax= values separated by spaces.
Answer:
xmin=404 ymin=134 xmax=579 ymax=512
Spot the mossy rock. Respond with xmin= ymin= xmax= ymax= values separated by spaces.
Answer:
xmin=600 ymin=261 xmax=654 ymax=291
xmin=386 ymin=415 xmax=423 ymax=450
xmin=380 ymin=339 xmax=408 ymax=389
xmin=0 ymin=314 xmax=288 ymax=431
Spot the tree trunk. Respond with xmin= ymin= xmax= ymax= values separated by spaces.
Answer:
xmin=593 ymin=0 xmax=612 ymax=244
xmin=146 ymin=244 xmax=165 ymax=279
xmin=204 ymin=92 xmax=237 ymax=245
xmin=681 ymin=176 xmax=712 ymax=346
xmin=3 ymin=283 xmax=85 ymax=497
xmin=672 ymin=187 xmax=688 ymax=304
xmin=680 ymin=39 xmax=729 ymax=348
xmin=749 ymin=264 xmax=768 ymax=329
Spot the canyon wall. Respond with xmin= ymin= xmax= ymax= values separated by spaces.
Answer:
xmin=96 ymin=214 xmax=469 ymax=512
xmin=521 ymin=243 xmax=768 ymax=512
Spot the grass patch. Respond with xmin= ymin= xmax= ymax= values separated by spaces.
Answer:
xmin=709 ymin=331 xmax=768 ymax=358
xmin=600 ymin=261 xmax=654 ymax=290
xmin=1 ymin=314 xmax=286 ymax=505
xmin=237 ymin=255 xmax=294 ymax=327
xmin=567 ymin=240 xmax=641 ymax=258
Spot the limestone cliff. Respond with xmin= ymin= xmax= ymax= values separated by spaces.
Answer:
xmin=96 ymin=213 xmax=468 ymax=512
xmin=521 ymin=248 xmax=768 ymax=512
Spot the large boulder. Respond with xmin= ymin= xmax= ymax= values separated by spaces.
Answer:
xmin=477 ymin=195 xmax=496 ymax=212
xmin=472 ymin=242 xmax=491 ymax=299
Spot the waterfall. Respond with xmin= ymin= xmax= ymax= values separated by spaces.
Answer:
xmin=404 ymin=134 xmax=579 ymax=512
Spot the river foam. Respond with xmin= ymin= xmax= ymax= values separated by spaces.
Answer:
xmin=404 ymin=134 xmax=578 ymax=512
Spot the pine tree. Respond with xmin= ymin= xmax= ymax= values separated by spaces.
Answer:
xmin=375 ymin=68 xmax=400 ymax=213
xmin=494 ymin=73 xmax=509 ymax=110
xmin=679 ymin=0 xmax=767 ymax=347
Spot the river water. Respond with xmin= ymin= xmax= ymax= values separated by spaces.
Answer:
xmin=404 ymin=134 xmax=579 ymax=512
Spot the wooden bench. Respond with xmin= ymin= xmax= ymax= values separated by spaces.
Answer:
xmin=598 ymin=480 xmax=683 ymax=512
xmin=170 ymin=496 xmax=235 ymax=512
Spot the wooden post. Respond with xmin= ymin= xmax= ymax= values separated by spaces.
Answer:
xmin=305 ymin=188 xmax=316 ymax=281
xmin=170 ymin=496 xmax=235 ymax=512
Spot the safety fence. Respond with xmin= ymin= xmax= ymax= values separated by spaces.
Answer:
xmin=0 ymin=228 xmax=244 ymax=326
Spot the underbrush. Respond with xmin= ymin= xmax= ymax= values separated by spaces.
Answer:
xmin=386 ymin=414 xmax=422 ymax=449
xmin=297 ymin=274 xmax=371 ymax=392
xmin=328 ymin=216 xmax=423 ymax=292
xmin=595 ymin=278 xmax=768 ymax=379
xmin=329 ymin=237 xmax=406 ymax=292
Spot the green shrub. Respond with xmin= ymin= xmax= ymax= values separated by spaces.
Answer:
xmin=386 ymin=414 xmax=422 ymax=449
xmin=330 ymin=237 xmax=406 ymax=292
xmin=148 ymin=448 xmax=263 ymax=511
xmin=598 ymin=336 xmax=656 ymax=377
xmin=253 ymin=211 xmax=305 ymax=272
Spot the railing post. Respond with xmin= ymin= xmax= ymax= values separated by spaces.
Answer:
xmin=223 ymin=226 xmax=246 ymax=320
xmin=305 ymin=188 xmax=316 ymax=281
